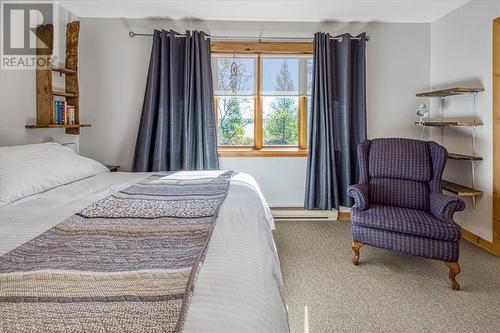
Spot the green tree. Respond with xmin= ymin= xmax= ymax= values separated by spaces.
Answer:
xmin=264 ymin=60 xmax=298 ymax=145
xmin=218 ymin=97 xmax=252 ymax=145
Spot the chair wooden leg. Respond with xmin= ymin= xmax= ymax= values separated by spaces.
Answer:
xmin=352 ymin=241 xmax=364 ymax=265
xmin=445 ymin=261 xmax=461 ymax=290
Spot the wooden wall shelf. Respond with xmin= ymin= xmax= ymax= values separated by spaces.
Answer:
xmin=415 ymin=119 xmax=483 ymax=127
xmin=25 ymin=124 xmax=91 ymax=129
xmin=53 ymin=89 xmax=77 ymax=98
xmin=28 ymin=21 xmax=86 ymax=135
xmin=415 ymin=86 xmax=485 ymax=210
xmin=442 ymin=180 xmax=483 ymax=208
xmin=51 ymin=65 xmax=77 ymax=75
xmin=416 ymin=87 xmax=484 ymax=97
xmin=448 ymin=153 xmax=483 ymax=161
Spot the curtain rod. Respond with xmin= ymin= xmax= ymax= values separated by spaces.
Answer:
xmin=128 ymin=31 xmax=370 ymax=41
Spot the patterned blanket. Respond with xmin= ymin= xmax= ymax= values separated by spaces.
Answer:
xmin=0 ymin=171 xmax=233 ymax=333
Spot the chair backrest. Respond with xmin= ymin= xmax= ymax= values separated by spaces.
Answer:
xmin=357 ymin=138 xmax=447 ymax=211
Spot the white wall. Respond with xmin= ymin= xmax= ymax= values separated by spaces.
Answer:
xmin=0 ymin=6 xmax=79 ymax=149
xmin=78 ymin=18 xmax=430 ymax=206
xmin=430 ymin=0 xmax=500 ymax=241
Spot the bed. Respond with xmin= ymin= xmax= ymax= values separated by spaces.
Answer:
xmin=0 ymin=143 xmax=289 ymax=332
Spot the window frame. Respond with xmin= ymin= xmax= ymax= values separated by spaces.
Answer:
xmin=211 ymin=41 xmax=313 ymax=157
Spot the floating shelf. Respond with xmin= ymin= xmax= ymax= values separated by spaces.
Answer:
xmin=51 ymin=65 xmax=77 ymax=75
xmin=25 ymin=124 xmax=91 ymax=129
xmin=53 ymin=89 xmax=77 ymax=98
xmin=416 ymin=87 xmax=484 ymax=97
xmin=415 ymin=119 xmax=483 ymax=127
xmin=448 ymin=153 xmax=483 ymax=161
xmin=416 ymin=86 xmax=484 ymax=209
xmin=442 ymin=180 xmax=483 ymax=208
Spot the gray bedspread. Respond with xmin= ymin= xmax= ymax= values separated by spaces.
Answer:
xmin=0 ymin=171 xmax=233 ymax=333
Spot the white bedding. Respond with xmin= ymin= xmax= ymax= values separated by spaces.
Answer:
xmin=0 ymin=143 xmax=109 ymax=207
xmin=0 ymin=171 xmax=289 ymax=333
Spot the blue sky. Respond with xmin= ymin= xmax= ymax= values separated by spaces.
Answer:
xmin=262 ymin=58 xmax=299 ymax=93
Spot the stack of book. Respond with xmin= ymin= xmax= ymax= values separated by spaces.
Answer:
xmin=53 ymin=101 xmax=76 ymax=125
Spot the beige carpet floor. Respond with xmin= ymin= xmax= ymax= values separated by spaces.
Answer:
xmin=274 ymin=220 xmax=500 ymax=333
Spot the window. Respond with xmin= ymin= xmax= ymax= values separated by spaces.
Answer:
xmin=212 ymin=56 xmax=256 ymax=146
xmin=211 ymin=42 xmax=313 ymax=157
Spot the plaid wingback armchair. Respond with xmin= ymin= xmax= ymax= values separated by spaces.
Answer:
xmin=348 ymin=138 xmax=465 ymax=290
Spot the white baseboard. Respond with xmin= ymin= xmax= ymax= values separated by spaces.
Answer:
xmin=271 ymin=207 xmax=338 ymax=221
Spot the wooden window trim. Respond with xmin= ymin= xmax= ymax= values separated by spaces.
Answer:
xmin=211 ymin=41 xmax=313 ymax=54
xmin=298 ymin=95 xmax=308 ymax=149
xmin=255 ymin=52 xmax=263 ymax=149
xmin=218 ymin=146 xmax=308 ymax=157
xmin=212 ymin=41 xmax=312 ymax=157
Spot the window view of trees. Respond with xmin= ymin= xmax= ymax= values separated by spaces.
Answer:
xmin=263 ymin=60 xmax=298 ymax=145
xmin=212 ymin=55 xmax=311 ymax=148
xmin=217 ymin=96 xmax=253 ymax=145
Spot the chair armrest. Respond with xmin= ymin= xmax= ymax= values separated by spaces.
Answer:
xmin=430 ymin=193 xmax=465 ymax=222
xmin=348 ymin=184 xmax=370 ymax=211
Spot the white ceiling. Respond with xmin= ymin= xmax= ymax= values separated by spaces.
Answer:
xmin=60 ymin=0 xmax=469 ymax=23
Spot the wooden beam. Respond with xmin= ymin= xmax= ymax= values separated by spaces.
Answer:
xmin=211 ymin=41 xmax=313 ymax=54
xmin=65 ymin=21 xmax=80 ymax=134
xmin=35 ymin=24 xmax=54 ymax=126
xmin=493 ymin=18 xmax=500 ymax=254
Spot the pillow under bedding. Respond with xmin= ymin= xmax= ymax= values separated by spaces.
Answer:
xmin=0 ymin=142 xmax=108 ymax=207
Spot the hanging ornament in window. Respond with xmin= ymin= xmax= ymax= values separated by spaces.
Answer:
xmin=229 ymin=59 xmax=239 ymax=94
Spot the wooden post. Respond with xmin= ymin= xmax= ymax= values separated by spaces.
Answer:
xmin=65 ymin=21 xmax=80 ymax=134
xmin=35 ymin=24 xmax=54 ymax=125
xmin=493 ymin=18 xmax=500 ymax=254
xmin=254 ymin=56 xmax=263 ymax=149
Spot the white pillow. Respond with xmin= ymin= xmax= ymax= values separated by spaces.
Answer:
xmin=0 ymin=142 xmax=109 ymax=207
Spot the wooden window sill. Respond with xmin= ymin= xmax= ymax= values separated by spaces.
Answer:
xmin=218 ymin=147 xmax=308 ymax=157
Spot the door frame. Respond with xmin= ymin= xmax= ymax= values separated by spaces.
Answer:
xmin=492 ymin=18 xmax=500 ymax=254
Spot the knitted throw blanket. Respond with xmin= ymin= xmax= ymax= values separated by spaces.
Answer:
xmin=0 ymin=171 xmax=233 ymax=333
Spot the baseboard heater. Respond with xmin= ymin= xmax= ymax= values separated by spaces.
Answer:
xmin=271 ymin=207 xmax=338 ymax=221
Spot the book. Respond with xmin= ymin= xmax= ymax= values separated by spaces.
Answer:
xmin=61 ymin=101 xmax=66 ymax=125
xmin=53 ymin=101 xmax=75 ymax=125
xmin=54 ymin=101 xmax=60 ymax=124
xmin=57 ymin=101 xmax=62 ymax=125
xmin=67 ymin=105 xmax=75 ymax=124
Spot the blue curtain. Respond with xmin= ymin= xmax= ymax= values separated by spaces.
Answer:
xmin=305 ymin=32 xmax=367 ymax=210
xmin=132 ymin=30 xmax=219 ymax=171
